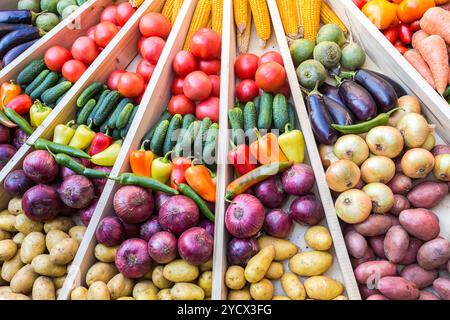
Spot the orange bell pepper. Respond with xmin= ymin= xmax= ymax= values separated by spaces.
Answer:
xmin=249 ymin=131 xmax=288 ymax=165
xmin=129 ymin=141 xmax=154 ymax=177
xmin=1 ymin=81 xmax=22 ymax=109
xmin=397 ymin=0 xmax=435 ymax=23
xmin=362 ymin=0 xmax=398 ymax=30
xmin=185 ymin=164 xmax=216 ymax=202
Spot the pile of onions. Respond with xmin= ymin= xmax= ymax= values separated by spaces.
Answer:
xmin=388 ymin=95 xmax=421 ymax=127
xmin=80 ymin=198 xmax=98 ymax=227
xmin=4 ymin=170 xmax=34 ymax=197
xmin=159 ymin=195 xmax=199 ymax=235
xmin=96 ymin=216 xmax=126 ymax=246
xmin=365 ymin=126 xmax=404 ymax=159
xmin=0 ymin=144 xmax=16 ymax=170
xmin=360 ymin=156 xmax=395 ymax=184
xmin=333 ymin=135 xmax=369 ymax=165
xmin=92 ymin=166 xmax=112 ymax=196
xmin=178 ymin=227 xmax=213 ymax=265
xmin=362 ymin=183 xmax=394 ymax=214
xmin=147 ymin=231 xmax=178 ymax=264
xmin=140 ymin=216 xmax=162 ymax=241
xmin=227 ymin=237 xmax=258 ymax=266
xmin=113 ymin=186 xmax=154 ymax=224
xmin=23 ymin=150 xmax=59 ymax=184
xmin=58 ymin=175 xmax=95 ymax=209
xmin=115 ymin=238 xmax=152 ymax=279
xmin=155 ymin=191 xmax=171 ymax=211
xmin=225 ymin=194 xmax=265 ymax=238
xmin=319 ymin=144 xmax=339 ymax=169
xmin=22 ymin=185 xmax=62 ymax=221
xmin=326 ymin=160 xmax=361 ymax=192
xmin=335 ymin=189 xmax=372 ymax=224
xmin=198 ymin=219 xmax=215 ymax=238
xmin=401 ymin=148 xmax=435 ymax=179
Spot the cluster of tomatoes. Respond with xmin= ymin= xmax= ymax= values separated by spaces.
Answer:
xmin=43 ymin=2 xmax=136 ymax=84
xmin=234 ymin=51 xmax=288 ymax=102
xmin=168 ymin=28 xmax=222 ymax=123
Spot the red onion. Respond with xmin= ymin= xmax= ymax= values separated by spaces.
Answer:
xmin=147 ymin=231 xmax=178 ymax=264
xmin=263 ymin=209 xmax=292 ymax=238
xmin=96 ymin=216 xmax=126 ymax=246
xmin=387 ymin=173 xmax=412 ymax=195
xmin=115 ymin=238 xmax=152 ymax=279
xmin=23 ymin=150 xmax=59 ymax=184
xmin=0 ymin=124 xmax=10 ymax=143
xmin=253 ymin=175 xmax=286 ymax=208
xmin=281 ymin=164 xmax=315 ymax=196
xmin=155 ymin=191 xmax=171 ymax=211
xmin=121 ymin=220 xmax=141 ymax=239
xmin=178 ymin=227 xmax=213 ymax=265
xmin=198 ymin=219 xmax=214 ymax=238
xmin=80 ymin=198 xmax=98 ymax=226
xmin=0 ymin=144 xmax=16 ymax=170
xmin=227 ymin=237 xmax=259 ymax=266
xmin=225 ymin=194 xmax=265 ymax=239
xmin=11 ymin=129 xmax=28 ymax=150
xmin=431 ymin=145 xmax=450 ymax=157
xmin=92 ymin=166 xmax=111 ymax=196
xmin=393 ymin=156 xmax=402 ymax=173
xmin=140 ymin=216 xmax=162 ymax=241
xmin=159 ymin=195 xmax=199 ymax=235
xmin=22 ymin=185 xmax=62 ymax=221
xmin=58 ymin=175 xmax=95 ymax=209
xmin=4 ymin=169 xmax=34 ymax=197
xmin=113 ymin=186 xmax=153 ymax=224
xmin=60 ymin=204 xmax=77 ymax=216
xmin=289 ymin=193 xmax=324 ymax=226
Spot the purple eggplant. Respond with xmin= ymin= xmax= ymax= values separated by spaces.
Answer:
xmin=0 ymin=26 xmax=42 ymax=58
xmin=323 ymin=95 xmax=354 ymax=126
xmin=338 ymin=80 xmax=377 ymax=121
xmin=370 ymin=70 xmax=407 ymax=97
xmin=0 ymin=23 xmax=32 ymax=37
xmin=0 ymin=10 xmax=38 ymax=24
xmin=2 ymin=39 xmax=38 ymax=67
xmin=320 ymin=82 xmax=344 ymax=105
xmin=354 ymin=69 xmax=398 ymax=112
xmin=307 ymin=92 xmax=338 ymax=145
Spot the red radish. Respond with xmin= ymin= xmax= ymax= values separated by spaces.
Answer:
xmin=140 ymin=216 xmax=162 ymax=241
xmin=94 ymin=21 xmax=119 ymax=48
xmin=140 ymin=36 xmax=165 ymax=65
xmin=4 ymin=169 xmax=34 ymax=197
xmin=96 ymin=216 xmax=126 ymax=246
xmin=136 ymin=59 xmax=155 ymax=83
xmin=227 ymin=237 xmax=259 ymax=266
xmin=115 ymin=239 xmax=152 ymax=279
xmin=196 ymin=96 xmax=220 ymax=123
xmin=22 ymin=185 xmax=62 ymax=222
xmin=178 ymin=227 xmax=213 ymax=265
xmin=100 ymin=5 xmax=118 ymax=25
xmin=113 ymin=186 xmax=154 ymax=224
xmin=44 ymin=46 xmax=71 ymax=72
xmin=116 ymin=2 xmax=135 ymax=26
xmin=289 ymin=194 xmax=324 ymax=226
xmin=264 ymin=209 xmax=292 ymax=238
xmin=236 ymin=79 xmax=259 ymax=102
xmin=80 ymin=198 xmax=98 ymax=227
xmin=23 ymin=150 xmax=59 ymax=184
xmin=147 ymin=231 xmax=178 ymax=264
xmin=225 ymin=194 xmax=265 ymax=238
xmin=139 ymin=12 xmax=171 ymax=39
xmin=62 ymin=59 xmax=87 ymax=83
xmin=198 ymin=59 xmax=221 ymax=75
xmin=171 ymin=77 xmax=185 ymax=95
xmin=209 ymin=75 xmax=220 ymax=97
xmin=58 ymin=175 xmax=95 ymax=209
xmin=172 ymin=50 xmax=197 ymax=77
xmin=235 ymin=53 xmax=259 ymax=80
xmin=71 ymin=36 xmax=99 ymax=65
xmin=183 ymin=71 xmax=212 ymax=101
xmin=107 ymin=69 xmax=126 ymax=90
xmin=158 ymin=195 xmax=199 ymax=235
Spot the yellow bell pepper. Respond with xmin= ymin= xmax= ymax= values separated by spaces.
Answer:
xmin=69 ymin=123 xmax=96 ymax=150
xmin=53 ymin=120 xmax=75 ymax=145
xmin=278 ymin=124 xmax=305 ymax=164
xmin=151 ymin=151 xmax=173 ymax=184
xmin=30 ymin=101 xmax=52 ymax=127
xmin=91 ymin=140 xmax=123 ymax=166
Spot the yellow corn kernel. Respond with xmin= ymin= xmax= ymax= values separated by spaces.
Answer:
xmin=300 ymin=0 xmax=321 ymax=41
xmin=248 ymin=0 xmax=271 ymax=47
xmin=277 ymin=0 xmax=300 ymax=39
xmin=237 ymin=2 xmax=252 ymax=54
xmin=172 ymin=0 xmax=184 ymax=23
xmin=211 ymin=0 xmax=223 ymax=34
xmin=234 ymin=0 xmax=248 ymax=34
xmin=183 ymin=0 xmax=211 ymax=50
xmin=295 ymin=0 xmax=302 ymax=27
xmin=321 ymin=2 xmax=347 ymax=33
xmin=162 ymin=0 xmax=174 ymax=21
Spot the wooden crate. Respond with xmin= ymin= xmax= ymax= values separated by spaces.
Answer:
xmin=0 ymin=0 xmax=18 ymax=10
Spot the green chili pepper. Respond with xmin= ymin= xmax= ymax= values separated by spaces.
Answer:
xmin=53 ymin=153 xmax=109 ymax=179
xmin=32 ymin=138 xmax=91 ymax=159
xmin=331 ymin=107 xmax=401 ymax=134
xmin=176 ymin=183 xmax=215 ymax=222
xmin=110 ymin=173 xmax=179 ymax=195
xmin=444 ymin=86 xmax=450 ymax=99
xmin=3 ymin=107 xmax=33 ymax=135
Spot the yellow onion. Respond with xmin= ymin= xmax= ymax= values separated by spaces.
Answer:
xmin=360 ymin=156 xmax=396 ymax=184
xmin=319 ymin=144 xmax=338 ymax=169
xmin=362 ymin=183 xmax=394 ymax=214
xmin=335 ymin=189 xmax=372 ymax=224
xmin=397 ymin=113 xmax=430 ymax=148
xmin=421 ymin=133 xmax=436 ymax=151
xmin=433 ymin=154 xmax=450 ymax=181
xmin=401 ymin=148 xmax=435 ymax=179
xmin=333 ymin=135 xmax=369 ymax=166
xmin=365 ymin=126 xmax=404 ymax=159
xmin=388 ymin=95 xmax=421 ymax=127
xmin=326 ymin=160 xmax=361 ymax=192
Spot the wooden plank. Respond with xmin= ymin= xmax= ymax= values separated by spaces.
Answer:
xmin=0 ymin=0 xmax=18 ymax=10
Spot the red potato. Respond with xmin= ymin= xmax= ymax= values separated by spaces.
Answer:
xmin=417 ymin=238 xmax=450 ymax=270
xmin=433 ymin=278 xmax=450 ymax=300
xmin=378 ymin=277 xmax=420 ymax=300
xmin=390 ymin=195 xmax=410 ymax=216
xmin=399 ymin=237 xmax=423 ymax=265
xmin=366 ymin=294 xmax=389 ymax=300
xmin=407 ymin=181 xmax=449 ymax=209
xmin=384 ymin=225 xmax=410 ymax=264
xmin=418 ymin=291 xmax=440 ymax=300
xmin=354 ymin=214 xmax=393 ymax=237
xmin=387 ymin=173 xmax=412 ymax=195
xmin=350 ymin=247 xmax=375 ymax=269
xmin=400 ymin=264 xmax=438 ymax=289
xmin=399 ymin=208 xmax=440 ymax=241
xmin=354 ymin=260 xmax=397 ymax=285
xmin=358 ymin=284 xmax=380 ymax=299
xmin=368 ymin=235 xmax=386 ymax=259
xmin=345 ymin=230 xmax=368 ymax=259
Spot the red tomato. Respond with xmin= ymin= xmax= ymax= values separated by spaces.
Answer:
xmin=275 ymin=81 xmax=291 ymax=97
xmin=44 ymin=46 xmax=72 ymax=72
xmin=62 ymin=60 xmax=87 ymax=83
xmin=116 ymin=2 xmax=135 ymax=26
xmin=183 ymin=71 xmax=212 ymax=101
xmin=100 ymin=5 xmax=118 ymax=25
xmin=137 ymin=36 xmax=146 ymax=52
xmin=168 ymin=95 xmax=195 ymax=115
xmin=236 ymin=80 xmax=259 ymax=102
xmin=86 ymin=26 xmax=97 ymax=42
xmin=398 ymin=24 xmax=412 ymax=45
xmin=139 ymin=12 xmax=171 ymax=39
xmin=171 ymin=77 xmax=184 ymax=95
xmin=117 ymin=72 xmax=145 ymax=98
xmin=259 ymin=51 xmax=284 ymax=66
xmin=135 ymin=83 xmax=147 ymax=104
xmin=409 ymin=20 xmax=421 ymax=32
xmin=71 ymin=36 xmax=99 ymax=65
xmin=136 ymin=59 xmax=155 ymax=83
xmin=235 ymin=53 xmax=259 ymax=80
xmin=107 ymin=69 xmax=126 ymax=90
xmin=173 ymin=50 xmax=197 ymax=77
xmin=196 ymin=97 xmax=220 ymax=123
xmin=198 ymin=59 xmax=221 ymax=75
xmin=209 ymin=75 xmax=220 ymax=97
xmin=255 ymin=62 xmax=286 ymax=92
xmin=94 ymin=21 xmax=119 ymax=48
xmin=140 ymin=36 xmax=165 ymax=65
xmin=190 ymin=28 xmax=221 ymax=60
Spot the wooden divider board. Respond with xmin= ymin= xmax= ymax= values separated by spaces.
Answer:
xmin=58 ymin=0 xmax=200 ymax=300
xmin=0 ymin=0 xmax=18 ymax=10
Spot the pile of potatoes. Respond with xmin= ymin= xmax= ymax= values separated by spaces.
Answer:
xmin=0 ymin=197 xmax=86 ymax=300
xmin=225 ymin=227 xmax=347 ymax=300
xmin=70 ymin=250 xmax=213 ymax=300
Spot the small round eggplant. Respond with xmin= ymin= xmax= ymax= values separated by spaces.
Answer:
xmin=338 ymin=80 xmax=377 ymax=121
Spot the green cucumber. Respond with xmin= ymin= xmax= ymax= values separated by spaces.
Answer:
xmin=243 ymin=101 xmax=257 ymax=132
xmin=272 ymin=94 xmax=289 ymax=132
xmin=93 ymin=90 xmax=120 ymax=126
xmin=112 ymin=128 xmax=121 ymax=140
xmin=107 ymin=98 xmax=132 ymax=129
xmin=174 ymin=120 xmax=199 ymax=158
xmin=194 ymin=117 xmax=212 ymax=159
xmin=288 ymin=102 xmax=296 ymax=129
xmin=115 ymin=103 xmax=134 ymax=129
xmin=87 ymin=89 xmax=110 ymax=125
xmin=76 ymin=98 xmax=96 ymax=125
xmin=150 ymin=119 xmax=170 ymax=156
xmin=444 ymin=86 xmax=450 ymax=99
xmin=162 ymin=114 xmax=182 ymax=155
xmin=228 ymin=107 xmax=244 ymax=144
xmin=254 ymin=96 xmax=260 ymax=115
xmin=25 ymin=69 xmax=49 ymax=95
xmin=41 ymin=81 xmax=72 ymax=105
xmin=257 ymin=92 xmax=273 ymax=130
xmin=17 ymin=58 xmax=46 ymax=85
xmin=120 ymin=106 xmax=139 ymax=139
xmin=181 ymin=114 xmax=195 ymax=130
xmin=30 ymin=72 xmax=59 ymax=101
xmin=76 ymin=82 xmax=105 ymax=108
xmin=202 ymin=123 xmax=218 ymax=166
xmin=235 ymin=101 xmax=244 ymax=110
xmin=140 ymin=111 xmax=172 ymax=148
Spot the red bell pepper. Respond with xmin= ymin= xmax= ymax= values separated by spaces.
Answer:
xmin=383 ymin=26 xmax=399 ymax=45
xmin=352 ymin=0 xmax=368 ymax=10
xmin=171 ymin=157 xmax=192 ymax=190
xmin=89 ymin=132 xmax=112 ymax=156
xmin=6 ymin=94 xmax=32 ymax=115
xmin=398 ymin=24 xmax=412 ymax=45
xmin=228 ymin=142 xmax=258 ymax=175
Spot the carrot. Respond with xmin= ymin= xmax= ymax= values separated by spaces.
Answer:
xmin=417 ymin=35 xmax=449 ymax=94
xmin=420 ymin=7 xmax=450 ymax=44
xmin=412 ymin=30 xmax=429 ymax=49
xmin=404 ymin=49 xmax=435 ymax=88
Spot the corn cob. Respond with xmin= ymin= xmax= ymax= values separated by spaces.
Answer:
xmin=321 ymin=2 xmax=347 ymax=33
xmin=248 ymin=0 xmax=271 ymax=48
xmin=162 ymin=0 xmax=175 ymax=21
xmin=183 ymin=0 xmax=211 ymax=50
xmin=237 ymin=1 xmax=252 ymax=54
xmin=172 ymin=0 xmax=184 ymax=23
xmin=153 ymin=0 xmax=166 ymax=13
xmin=130 ymin=0 xmax=145 ymax=8
xmin=234 ymin=0 xmax=248 ymax=34
xmin=277 ymin=0 xmax=300 ymax=39
xmin=211 ymin=0 xmax=223 ymax=34
xmin=300 ymin=0 xmax=321 ymax=41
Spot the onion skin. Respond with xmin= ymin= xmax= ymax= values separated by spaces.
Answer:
xmin=362 ymin=183 xmax=394 ymax=214
xmin=91 ymin=166 xmax=111 ymax=196
xmin=401 ymin=148 xmax=435 ymax=179
xmin=23 ymin=150 xmax=59 ymax=184
xmin=155 ymin=191 xmax=171 ymax=211
xmin=263 ymin=209 xmax=292 ymax=238
xmin=4 ymin=169 xmax=34 ymax=197
xmin=147 ymin=231 xmax=178 ymax=264
xmin=225 ymin=194 xmax=265 ymax=238
xmin=114 ymin=186 xmax=154 ymax=224
xmin=281 ymin=164 xmax=315 ymax=196
xmin=289 ymin=193 xmax=324 ymax=226
xmin=365 ymin=126 xmax=404 ymax=159
xmin=58 ymin=175 xmax=95 ymax=209
xmin=96 ymin=216 xmax=126 ymax=246
xmin=80 ymin=198 xmax=98 ymax=227
xmin=11 ymin=129 xmax=28 ymax=150
xmin=198 ymin=219 xmax=215 ymax=238
xmin=253 ymin=175 xmax=286 ymax=209
xmin=227 ymin=237 xmax=259 ymax=266
xmin=431 ymin=145 xmax=450 ymax=157
xmin=140 ymin=216 xmax=162 ymax=241
xmin=178 ymin=227 xmax=213 ymax=266
xmin=335 ymin=189 xmax=372 ymax=224
xmin=121 ymin=220 xmax=141 ymax=239
xmin=433 ymin=154 xmax=450 ymax=181
xmin=361 ymin=156 xmax=396 ymax=184
xmin=0 ymin=124 xmax=10 ymax=143
xmin=326 ymin=159 xmax=361 ymax=192
xmin=159 ymin=195 xmax=199 ymax=235
xmin=333 ymin=134 xmax=369 ymax=166
xmin=0 ymin=144 xmax=16 ymax=170
xmin=397 ymin=113 xmax=430 ymax=148
xmin=386 ymin=173 xmax=412 ymax=195
xmin=22 ymin=185 xmax=62 ymax=222
xmin=389 ymin=194 xmax=410 ymax=216
xmin=115 ymin=238 xmax=152 ymax=279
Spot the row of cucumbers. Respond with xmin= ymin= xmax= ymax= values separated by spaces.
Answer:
xmin=75 ymin=82 xmax=139 ymax=141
